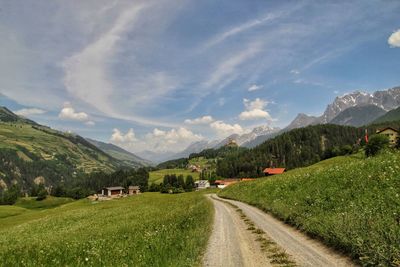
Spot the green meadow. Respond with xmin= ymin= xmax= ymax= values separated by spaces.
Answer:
xmin=219 ymin=151 xmax=400 ymax=266
xmin=149 ymin=168 xmax=200 ymax=184
xmin=0 ymin=192 xmax=213 ymax=266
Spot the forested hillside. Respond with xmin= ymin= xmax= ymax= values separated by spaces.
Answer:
xmin=216 ymin=124 xmax=364 ymax=178
xmin=0 ymin=104 xmax=139 ymax=193
xmin=373 ymin=106 xmax=400 ymax=124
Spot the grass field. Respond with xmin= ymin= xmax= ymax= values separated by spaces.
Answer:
xmin=0 ymin=192 xmax=213 ymax=266
xmin=149 ymin=168 xmax=200 ymax=184
xmin=15 ymin=196 xmax=74 ymax=210
xmin=219 ymin=151 xmax=400 ymax=266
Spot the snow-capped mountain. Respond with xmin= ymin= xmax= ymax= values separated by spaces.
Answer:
xmin=287 ymin=86 xmax=400 ymax=129
xmin=214 ymin=125 xmax=280 ymax=148
xmin=320 ymin=87 xmax=400 ymax=123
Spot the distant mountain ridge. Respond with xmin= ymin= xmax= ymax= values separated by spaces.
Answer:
xmin=287 ymin=86 xmax=400 ymax=129
xmin=373 ymin=106 xmax=400 ymax=124
xmin=330 ymin=105 xmax=386 ymax=127
xmin=87 ymin=138 xmax=152 ymax=168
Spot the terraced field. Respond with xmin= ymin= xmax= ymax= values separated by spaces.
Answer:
xmin=0 ymin=122 xmax=116 ymax=172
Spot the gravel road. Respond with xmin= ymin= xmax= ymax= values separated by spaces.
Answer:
xmin=205 ymin=194 xmax=357 ymax=267
xmin=203 ymin=195 xmax=272 ymax=267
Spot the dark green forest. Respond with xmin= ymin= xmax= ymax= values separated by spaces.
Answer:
xmin=216 ymin=124 xmax=364 ymax=178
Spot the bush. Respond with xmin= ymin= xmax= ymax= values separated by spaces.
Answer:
xmin=0 ymin=185 xmax=20 ymax=205
xmin=36 ymin=187 xmax=48 ymax=201
xmin=365 ymin=134 xmax=389 ymax=157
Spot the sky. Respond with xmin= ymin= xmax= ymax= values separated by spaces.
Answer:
xmin=1 ymin=0 xmax=400 ymax=154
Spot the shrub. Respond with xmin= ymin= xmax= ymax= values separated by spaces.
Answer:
xmin=36 ymin=187 xmax=48 ymax=201
xmin=365 ymin=134 xmax=389 ymax=157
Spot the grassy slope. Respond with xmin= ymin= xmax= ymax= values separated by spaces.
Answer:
xmin=149 ymin=169 xmax=200 ymax=184
xmin=0 ymin=193 xmax=213 ymax=266
xmin=15 ymin=196 xmax=74 ymax=210
xmin=219 ymin=152 xmax=400 ymax=266
xmin=0 ymin=122 xmax=115 ymax=172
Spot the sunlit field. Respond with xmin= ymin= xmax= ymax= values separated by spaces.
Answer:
xmin=0 ymin=192 xmax=213 ymax=266
xmin=220 ymin=152 xmax=400 ymax=266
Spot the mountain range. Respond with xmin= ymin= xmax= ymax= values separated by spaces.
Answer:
xmin=285 ymin=86 xmax=400 ymax=130
xmin=154 ymin=86 xmax=400 ymax=163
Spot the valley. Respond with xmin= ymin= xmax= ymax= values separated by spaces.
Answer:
xmin=1 ymin=2 xmax=400 ymax=266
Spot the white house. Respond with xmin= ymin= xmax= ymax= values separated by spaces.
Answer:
xmin=195 ymin=180 xmax=210 ymax=190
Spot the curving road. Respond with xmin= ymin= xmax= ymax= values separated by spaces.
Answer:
xmin=204 ymin=194 xmax=357 ymax=267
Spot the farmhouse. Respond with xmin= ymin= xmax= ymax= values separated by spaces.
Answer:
xmin=376 ymin=127 xmax=399 ymax=146
xmin=195 ymin=180 xmax=210 ymax=190
xmin=128 ymin=186 xmax=140 ymax=195
xmin=101 ymin=186 xmax=124 ymax=197
xmin=263 ymin=168 xmax=286 ymax=176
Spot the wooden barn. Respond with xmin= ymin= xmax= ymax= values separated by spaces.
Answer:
xmin=101 ymin=186 xmax=124 ymax=197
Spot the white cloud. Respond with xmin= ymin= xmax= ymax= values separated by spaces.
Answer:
xmin=239 ymin=98 xmax=273 ymax=120
xmin=58 ymin=102 xmax=89 ymax=122
xmin=210 ymin=120 xmax=246 ymax=137
xmin=110 ymin=127 xmax=203 ymax=153
xmin=184 ymin=115 xmax=214 ymax=125
xmin=388 ymin=29 xmax=400 ymax=48
xmin=14 ymin=108 xmax=46 ymax=117
xmin=85 ymin=121 xmax=96 ymax=126
xmin=248 ymin=84 xmax=263 ymax=92
xmin=111 ymin=128 xmax=137 ymax=143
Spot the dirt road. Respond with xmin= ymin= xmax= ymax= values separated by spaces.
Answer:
xmin=204 ymin=194 xmax=356 ymax=267
xmin=203 ymin=195 xmax=272 ymax=267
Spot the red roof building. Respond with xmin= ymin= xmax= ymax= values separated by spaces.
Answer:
xmin=263 ymin=168 xmax=286 ymax=175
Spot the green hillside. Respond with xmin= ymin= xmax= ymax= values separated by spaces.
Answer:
xmin=0 ymin=193 xmax=213 ymax=266
xmin=0 ymin=108 xmax=124 ymax=190
xmin=219 ymin=151 xmax=400 ymax=266
xmin=87 ymin=138 xmax=152 ymax=168
xmin=373 ymin=106 xmax=400 ymax=124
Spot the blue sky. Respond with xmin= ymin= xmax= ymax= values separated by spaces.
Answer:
xmin=1 ymin=0 xmax=400 ymax=153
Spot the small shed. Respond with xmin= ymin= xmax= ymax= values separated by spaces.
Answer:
xmin=102 ymin=186 xmax=124 ymax=197
xmin=263 ymin=168 xmax=286 ymax=176
xmin=128 ymin=186 xmax=140 ymax=195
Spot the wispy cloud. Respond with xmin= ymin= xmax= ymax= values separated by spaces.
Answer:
xmin=203 ymin=42 xmax=262 ymax=90
xmin=248 ymin=84 xmax=263 ymax=92
xmin=185 ymin=115 xmax=214 ymax=125
xmin=14 ymin=108 xmax=46 ymax=117
xmin=204 ymin=13 xmax=278 ymax=49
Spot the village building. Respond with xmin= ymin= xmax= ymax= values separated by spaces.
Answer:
xmin=376 ymin=127 xmax=399 ymax=146
xmin=195 ymin=180 xmax=210 ymax=190
xmin=263 ymin=168 xmax=286 ymax=176
xmin=128 ymin=186 xmax=140 ymax=195
xmin=101 ymin=186 xmax=124 ymax=197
